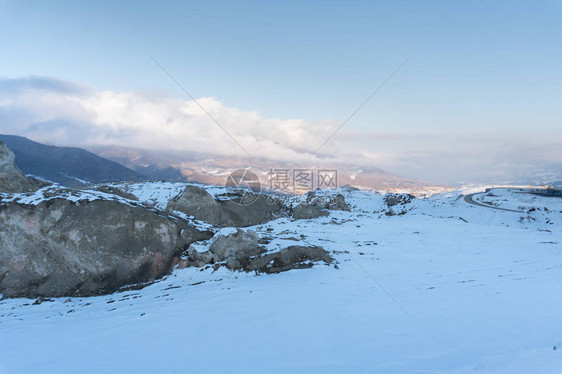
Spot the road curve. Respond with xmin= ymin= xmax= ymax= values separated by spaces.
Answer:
xmin=463 ymin=193 xmax=524 ymax=213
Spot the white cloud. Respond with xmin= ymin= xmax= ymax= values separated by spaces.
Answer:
xmin=0 ymin=76 xmax=561 ymax=185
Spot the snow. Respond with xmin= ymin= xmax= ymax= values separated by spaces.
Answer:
xmin=0 ymin=186 xmax=134 ymax=206
xmin=1 ymin=185 xmax=561 ymax=373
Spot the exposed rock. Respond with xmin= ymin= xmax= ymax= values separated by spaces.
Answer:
xmin=186 ymin=233 xmax=332 ymax=274
xmin=219 ymin=195 xmax=285 ymax=227
xmin=383 ymin=193 xmax=414 ymax=216
xmin=306 ymin=193 xmax=350 ymax=211
xmin=186 ymin=246 xmax=214 ymax=267
xmin=245 ymin=245 xmax=333 ymax=274
xmin=167 ymin=185 xmax=285 ymax=227
xmin=209 ymin=229 xmax=263 ymax=269
xmin=0 ymin=196 xmax=212 ymax=298
xmin=92 ymin=185 xmax=139 ymax=201
xmin=293 ymin=203 xmax=329 ymax=219
xmin=167 ymin=185 xmax=223 ymax=224
xmin=384 ymin=193 xmax=414 ymax=207
xmin=0 ymin=141 xmax=43 ymax=193
xmin=329 ymin=194 xmax=351 ymax=211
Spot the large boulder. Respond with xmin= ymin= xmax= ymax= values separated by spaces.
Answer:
xmin=0 ymin=197 xmax=212 ymax=298
xmin=167 ymin=185 xmax=223 ymax=224
xmin=209 ymin=229 xmax=263 ymax=269
xmin=306 ymin=193 xmax=350 ymax=212
xmin=383 ymin=193 xmax=415 ymax=216
xmin=329 ymin=194 xmax=351 ymax=211
xmin=384 ymin=193 xmax=414 ymax=207
xmin=219 ymin=195 xmax=285 ymax=227
xmin=0 ymin=141 xmax=43 ymax=193
xmin=167 ymin=185 xmax=285 ymax=227
xmin=245 ymin=245 xmax=333 ymax=274
xmin=293 ymin=203 xmax=329 ymax=220
xmin=186 ymin=232 xmax=332 ymax=274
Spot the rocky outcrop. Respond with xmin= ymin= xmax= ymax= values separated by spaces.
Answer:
xmin=245 ymin=245 xmax=333 ymax=274
xmin=383 ymin=193 xmax=415 ymax=216
xmin=306 ymin=193 xmax=351 ymax=212
xmin=0 ymin=141 xmax=43 ymax=193
xmin=167 ymin=185 xmax=223 ymax=224
xmin=92 ymin=185 xmax=139 ymax=201
xmin=293 ymin=203 xmax=329 ymax=220
xmin=384 ymin=193 xmax=414 ymax=207
xmin=167 ymin=185 xmax=285 ymax=227
xmin=0 ymin=197 xmax=212 ymax=298
xmin=209 ymin=229 xmax=263 ymax=269
xmin=185 ymin=229 xmax=333 ymax=273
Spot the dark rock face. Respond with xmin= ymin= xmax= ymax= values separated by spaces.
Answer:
xmin=0 ymin=198 xmax=212 ymax=298
xmin=0 ymin=141 xmax=43 ymax=193
xmin=167 ymin=185 xmax=285 ymax=227
xmin=293 ymin=203 xmax=329 ymax=220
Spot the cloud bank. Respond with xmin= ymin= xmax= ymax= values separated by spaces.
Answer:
xmin=0 ymin=76 xmax=560 ymax=185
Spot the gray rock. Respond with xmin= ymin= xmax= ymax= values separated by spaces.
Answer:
xmin=167 ymin=186 xmax=285 ymax=227
xmin=329 ymin=194 xmax=351 ymax=211
xmin=167 ymin=185 xmax=223 ymax=224
xmin=92 ymin=185 xmax=139 ymax=201
xmin=293 ymin=203 xmax=329 ymax=219
xmin=384 ymin=193 xmax=414 ymax=207
xmin=186 ymin=245 xmax=214 ymax=267
xmin=245 ymin=245 xmax=333 ymax=274
xmin=219 ymin=195 xmax=285 ymax=227
xmin=306 ymin=192 xmax=350 ymax=211
xmin=209 ymin=229 xmax=263 ymax=269
xmin=0 ymin=197 xmax=212 ymax=298
xmin=0 ymin=141 xmax=43 ymax=193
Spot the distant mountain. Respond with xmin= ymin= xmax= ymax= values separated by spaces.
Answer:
xmin=0 ymin=135 xmax=146 ymax=186
xmin=91 ymin=146 xmax=189 ymax=183
xmin=90 ymin=145 xmax=443 ymax=192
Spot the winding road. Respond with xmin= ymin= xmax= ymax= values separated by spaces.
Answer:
xmin=463 ymin=193 xmax=524 ymax=213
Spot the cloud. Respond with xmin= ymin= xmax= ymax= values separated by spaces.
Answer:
xmin=0 ymin=76 xmax=560 ymax=185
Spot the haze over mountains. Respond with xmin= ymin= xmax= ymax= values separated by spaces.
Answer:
xmin=92 ymin=144 xmax=440 ymax=192
xmin=2 ymin=133 xmax=560 ymax=191
xmin=0 ymin=134 xmax=443 ymax=192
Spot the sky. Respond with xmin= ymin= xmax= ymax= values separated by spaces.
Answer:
xmin=0 ymin=0 xmax=561 ymax=184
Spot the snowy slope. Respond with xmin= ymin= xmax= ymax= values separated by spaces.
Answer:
xmin=1 ymin=185 xmax=561 ymax=373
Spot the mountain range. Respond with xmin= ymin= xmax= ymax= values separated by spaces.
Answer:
xmin=0 ymin=134 xmax=145 ymax=186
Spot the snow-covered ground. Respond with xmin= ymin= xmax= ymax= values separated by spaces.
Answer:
xmin=1 ymin=185 xmax=561 ymax=373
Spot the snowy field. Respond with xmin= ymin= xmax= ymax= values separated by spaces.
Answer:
xmin=1 ymin=185 xmax=561 ymax=373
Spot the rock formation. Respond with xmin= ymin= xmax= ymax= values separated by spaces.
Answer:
xmin=0 ymin=141 xmax=43 ymax=193
xmin=167 ymin=185 xmax=285 ymax=227
xmin=0 ymin=197 xmax=212 ymax=298
xmin=185 ymin=229 xmax=333 ymax=273
xmin=293 ymin=203 xmax=329 ymax=220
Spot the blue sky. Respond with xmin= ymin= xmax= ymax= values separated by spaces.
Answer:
xmin=0 ymin=1 xmax=561 ymax=183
